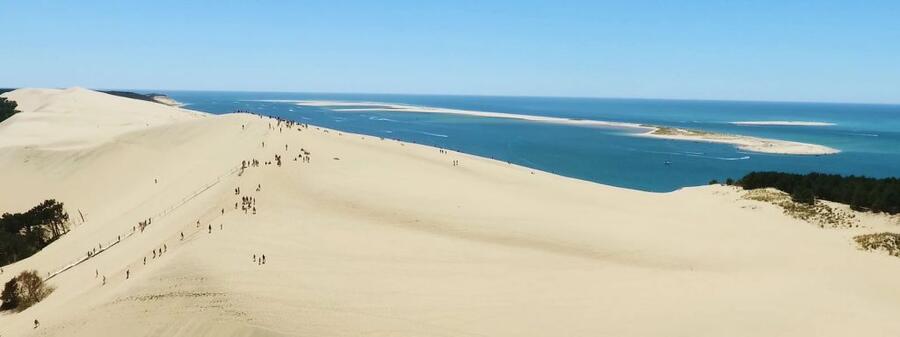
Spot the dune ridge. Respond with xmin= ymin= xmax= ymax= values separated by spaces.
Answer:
xmin=0 ymin=88 xmax=898 ymax=337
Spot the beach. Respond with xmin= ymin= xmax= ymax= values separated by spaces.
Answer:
xmin=1 ymin=88 xmax=899 ymax=337
xmin=278 ymin=100 xmax=840 ymax=155
xmin=641 ymin=127 xmax=841 ymax=155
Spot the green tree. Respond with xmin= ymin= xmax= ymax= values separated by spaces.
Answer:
xmin=1 ymin=200 xmax=70 ymax=266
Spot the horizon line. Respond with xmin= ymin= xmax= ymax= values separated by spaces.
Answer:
xmin=4 ymin=85 xmax=899 ymax=107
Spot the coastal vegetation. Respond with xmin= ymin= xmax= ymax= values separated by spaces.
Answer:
xmin=742 ymin=188 xmax=858 ymax=229
xmin=101 ymin=90 xmax=179 ymax=106
xmin=854 ymin=233 xmax=900 ymax=257
xmin=737 ymin=172 xmax=900 ymax=214
xmin=0 ymin=200 xmax=70 ymax=266
xmin=102 ymin=90 xmax=162 ymax=102
xmin=0 ymin=96 xmax=19 ymax=123
xmin=1 ymin=270 xmax=54 ymax=311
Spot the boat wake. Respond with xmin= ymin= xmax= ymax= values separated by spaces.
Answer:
xmin=419 ymin=131 xmax=449 ymax=138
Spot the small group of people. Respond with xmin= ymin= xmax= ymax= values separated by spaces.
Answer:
xmin=452 ymin=160 xmax=460 ymax=166
xmin=252 ymin=253 xmax=267 ymax=265
xmin=239 ymin=195 xmax=257 ymax=214
xmin=242 ymin=159 xmax=261 ymax=169
xmin=145 ymin=244 xmax=167 ymax=264
xmin=137 ymin=217 xmax=152 ymax=232
xmin=300 ymin=148 xmax=311 ymax=163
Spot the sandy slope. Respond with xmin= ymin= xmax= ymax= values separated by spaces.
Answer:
xmin=0 ymin=88 xmax=204 ymax=150
xmin=0 ymin=88 xmax=898 ymax=337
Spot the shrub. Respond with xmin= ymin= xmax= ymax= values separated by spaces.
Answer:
xmin=0 ymin=270 xmax=54 ymax=311
xmin=854 ymin=233 xmax=900 ymax=257
xmin=725 ymin=178 xmax=734 ymax=185
xmin=0 ymin=97 xmax=19 ymax=123
xmin=0 ymin=277 xmax=19 ymax=310
xmin=708 ymin=179 xmax=719 ymax=185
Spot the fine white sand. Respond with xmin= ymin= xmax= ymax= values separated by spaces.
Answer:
xmin=1 ymin=88 xmax=898 ymax=337
xmin=640 ymin=127 xmax=841 ymax=155
xmin=288 ymin=100 xmax=650 ymax=130
xmin=277 ymin=100 xmax=839 ymax=155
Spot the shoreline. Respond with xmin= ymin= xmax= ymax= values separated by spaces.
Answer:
xmin=268 ymin=100 xmax=840 ymax=156
xmin=638 ymin=127 xmax=840 ymax=155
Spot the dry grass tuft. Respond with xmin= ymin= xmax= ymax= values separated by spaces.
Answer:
xmin=854 ymin=233 xmax=900 ymax=257
xmin=743 ymin=188 xmax=858 ymax=229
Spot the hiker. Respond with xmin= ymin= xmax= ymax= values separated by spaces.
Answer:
xmin=209 ymin=224 xmax=212 ymax=233
xmin=144 ymin=257 xmax=147 ymax=265
xmin=126 ymin=270 xmax=130 ymax=279
xmin=34 ymin=319 xmax=39 ymax=329
xmin=180 ymin=232 xmax=184 ymax=240
xmin=164 ymin=244 xmax=167 ymax=253
xmin=262 ymin=254 xmax=266 ymax=264
xmin=102 ymin=275 xmax=106 ymax=285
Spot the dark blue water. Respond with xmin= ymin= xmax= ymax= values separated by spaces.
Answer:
xmin=155 ymin=91 xmax=900 ymax=192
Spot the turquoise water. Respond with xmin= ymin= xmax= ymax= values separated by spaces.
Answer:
xmin=158 ymin=91 xmax=900 ymax=192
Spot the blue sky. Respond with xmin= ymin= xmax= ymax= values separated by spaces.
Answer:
xmin=2 ymin=1 xmax=898 ymax=103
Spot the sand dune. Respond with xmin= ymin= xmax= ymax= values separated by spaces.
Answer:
xmin=0 ymin=88 xmax=204 ymax=150
xmin=1 ymin=88 xmax=898 ymax=337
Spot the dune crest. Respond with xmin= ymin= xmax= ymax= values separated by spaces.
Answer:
xmin=0 ymin=88 xmax=204 ymax=150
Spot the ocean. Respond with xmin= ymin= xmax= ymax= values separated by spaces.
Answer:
xmin=157 ymin=91 xmax=900 ymax=192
